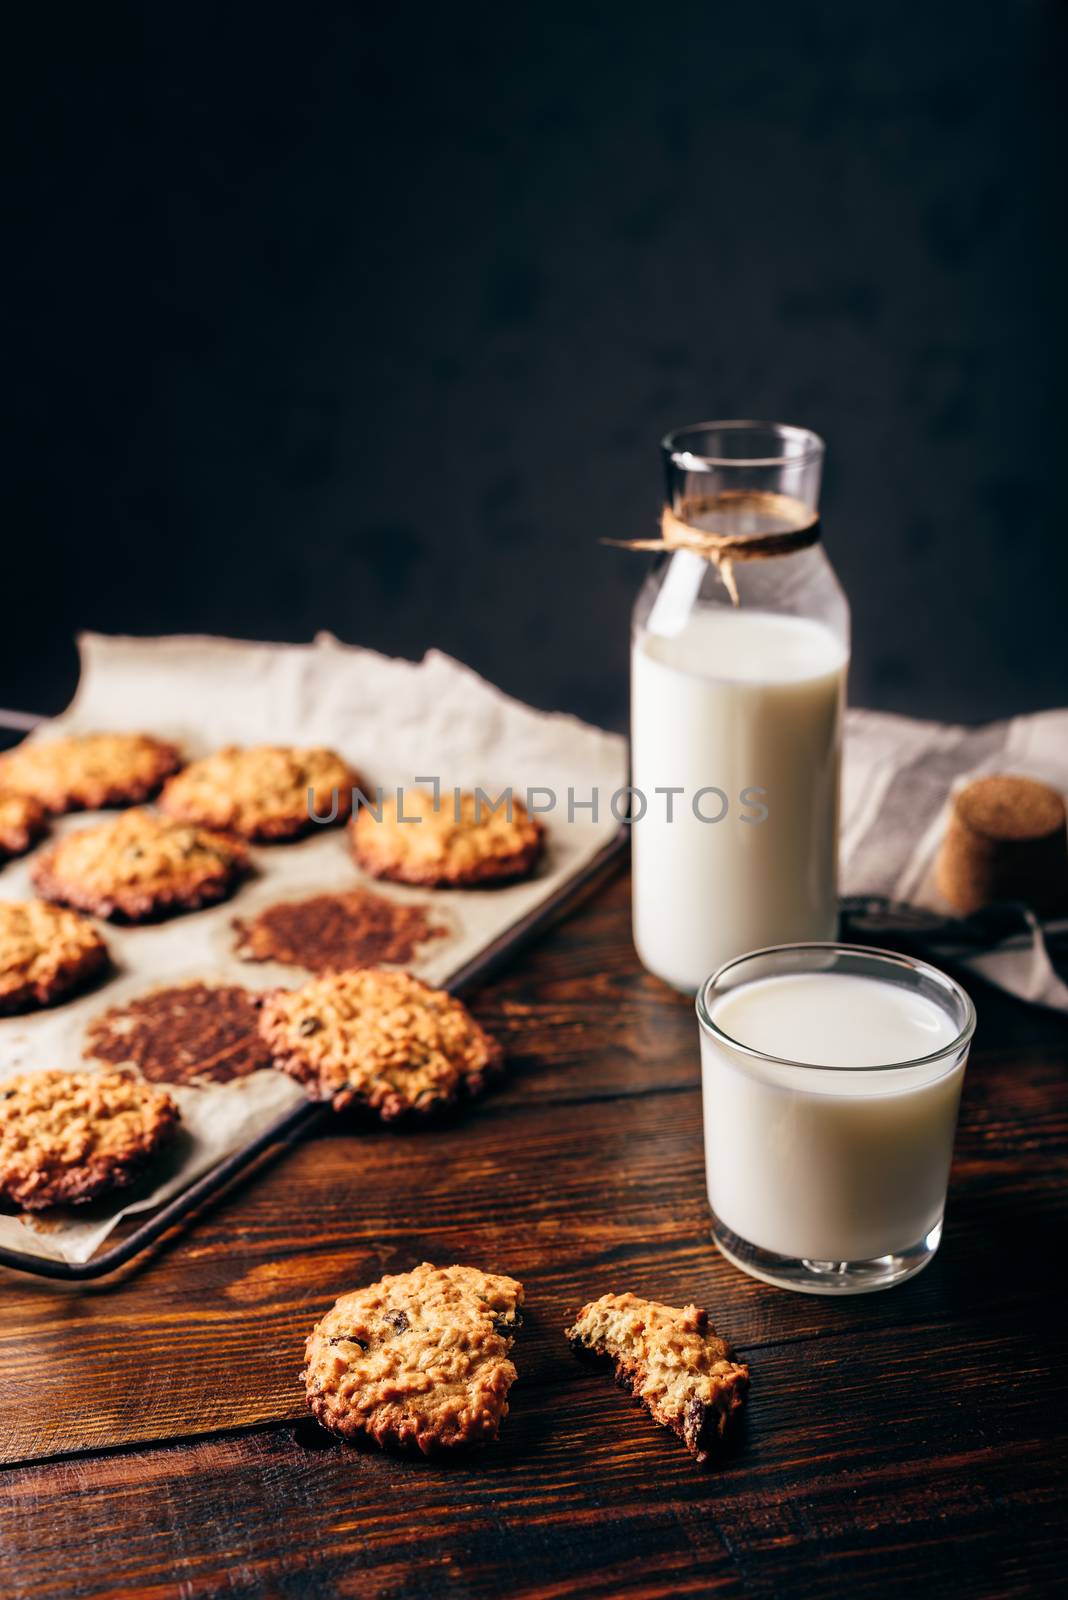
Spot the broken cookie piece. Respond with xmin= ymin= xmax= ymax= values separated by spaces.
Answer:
xmin=566 ymin=1290 xmax=748 ymax=1464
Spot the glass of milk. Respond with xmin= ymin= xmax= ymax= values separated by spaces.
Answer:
xmin=631 ymin=421 xmax=849 ymax=992
xmin=697 ymin=944 xmax=976 ymax=1294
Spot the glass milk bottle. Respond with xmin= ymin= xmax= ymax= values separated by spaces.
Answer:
xmin=630 ymin=421 xmax=850 ymax=992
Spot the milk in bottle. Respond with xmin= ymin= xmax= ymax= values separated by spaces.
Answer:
xmin=628 ymin=422 xmax=849 ymax=990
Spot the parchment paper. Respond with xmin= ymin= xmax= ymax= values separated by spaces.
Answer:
xmin=0 ymin=633 xmax=627 ymax=1263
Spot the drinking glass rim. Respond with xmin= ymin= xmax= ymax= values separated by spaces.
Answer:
xmin=663 ymin=419 xmax=826 ymax=471
xmin=695 ymin=942 xmax=977 ymax=1072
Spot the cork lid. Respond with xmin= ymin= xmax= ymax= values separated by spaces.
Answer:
xmin=953 ymin=775 xmax=1066 ymax=842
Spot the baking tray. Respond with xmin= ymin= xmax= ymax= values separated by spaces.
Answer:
xmin=0 ymin=709 xmax=628 ymax=1280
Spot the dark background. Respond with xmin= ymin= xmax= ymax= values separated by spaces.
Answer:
xmin=6 ymin=4 xmax=1067 ymax=732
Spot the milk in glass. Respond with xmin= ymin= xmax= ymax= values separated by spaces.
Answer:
xmin=700 ymin=970 xmax=967 ymax=1264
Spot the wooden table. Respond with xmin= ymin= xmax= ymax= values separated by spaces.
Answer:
xmin=1 ymin=869 xmax=1066 ymax=1599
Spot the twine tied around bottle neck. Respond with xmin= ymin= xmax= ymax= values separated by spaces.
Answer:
xmin=604 ymin=489 xmax=821 ymax=605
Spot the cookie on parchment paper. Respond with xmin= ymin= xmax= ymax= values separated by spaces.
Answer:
xmin=31 ymin=809 xmax=250 ymax=923
xmin=159 ymin=744 xmax=360 ymax=841
xmin=0 ymin=791 xmax=48 ymax=862
xmin=0 ymin=899 xmax=109 ymax=1015
xmin=303 ymin=1262 xmax=524 ymax=1454
xmin=0 ymin=732 xmax=182 ymax=814
xmin=0 ymin=1068 xmax=180 ymax=1210
xmin=257 ymin=966 xmax=502 ymax=1120
xmin=566 ymin=1291 xmax=749 ymax=1465
xmin=350 ymin=788 xmax=545 ymax=887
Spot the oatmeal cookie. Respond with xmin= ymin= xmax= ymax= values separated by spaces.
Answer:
xmin=303 ymin=1262 xmax=523 ymax=1453
xmin=257 ymin=966 xmax=502 ymax=1119
xmin=350 ymin=788 xmax=544 ymax=887
xmin=159 ymin=745 xmax=359 ymax=841
xmin=0 ymin=1068 xmax=180 ymax=1210
xmin=0 ymin=733 xmax=182 ymax=814
xmin=32 ymin=809 xmax=250 ymax=922
xmin=233 ymin=888 xmax=448 ymax=974
xmin=0 ymin=899 xmax=109 ymax=1014
xmin=0 ymin=791 xmax=48 ymax=862
xmin=566 ymin=1291 xmax=749 ymax=1464
xmin=85 ymin=981 xmax=274 ymax=1084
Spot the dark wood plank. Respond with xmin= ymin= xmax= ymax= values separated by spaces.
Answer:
xmin=0 ymin=883 xmax=1064 ymax=1464
xmin=0 ymin=1307 xmax=1064 ymax=1599
xmin=0 ymin=870 xmax=1066 ymax=1600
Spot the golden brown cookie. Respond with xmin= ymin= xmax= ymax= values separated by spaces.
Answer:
xmin=936 ymin=774 xmax=1068 ymax=916
xmin=303 ymin=1262 xmax=523 ymax=1453
xmin=566 ymin=1291 xmax=749 ymax=1465
xmin=0 ymin=1068 xmax=180 ymax=1210
xmin=233 ymin=888 xmax=449 ymax=974
xmin=85 ymin=981 xmax=275 ymax=1084
xmin=0 ymin=899 xmax=109 ymax=1015
xmin=257 ymin=966 xmax=502 ymax=1119
xmin=31 ymin=809 xmax=250 ymax=923
xmin=159 ymin=745 xmax=359 ymax=841
xmin=0 ymin=791 xmax=48 ymax=862
xmin=350 ymin=788 xmax=545 ymax=887
xmin=0 ymin=733 xmax=183 ymax=814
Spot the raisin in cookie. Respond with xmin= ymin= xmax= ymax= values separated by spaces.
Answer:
xmin=32 ymin=809 xmax=249 ymax=923
xmin=0 ymin=733 xmax=182 ymax=814
xmin=303 ymin=1262 xmax=523 ymax=1453
xmin=258 ymin=967 xmax=501 ymax=1119
xmin=0 ymin=791 xmax=48 ymax=862
xmin=159 ymin=745 xmax=359 ymax=841
xmin=0 ymin=1068 xmax=179 ymax=1209
xmin=567 ymin=1291 xmax=749 ymax=1464
xmin=350 ymin=788 xmax=544 ymax=887
xmin=0 ymin=899 xmax=109 ymax=1014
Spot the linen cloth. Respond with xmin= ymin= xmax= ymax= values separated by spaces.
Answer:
xmin=841 ymin=707 xmax=1068 ymax=1011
